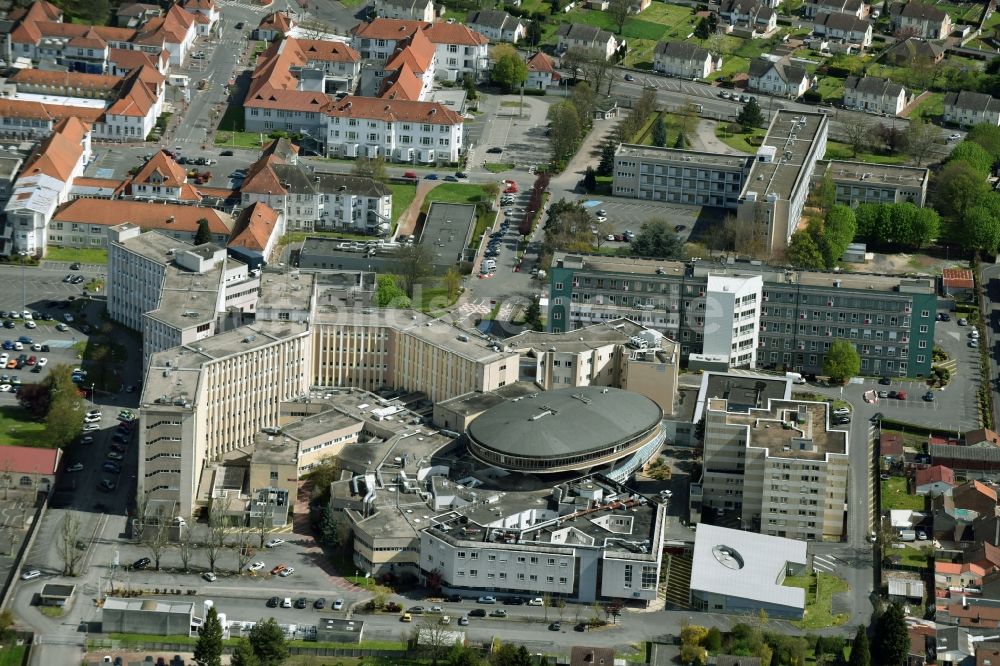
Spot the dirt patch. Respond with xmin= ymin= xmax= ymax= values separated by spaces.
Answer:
xmin=855 ymin=252 xmax=959 ymax=276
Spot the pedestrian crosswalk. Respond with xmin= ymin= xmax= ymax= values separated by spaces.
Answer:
xmin=812 ymin=553 xmax=839 ymax=574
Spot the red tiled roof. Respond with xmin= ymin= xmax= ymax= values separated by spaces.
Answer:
xmin=326 ymin=96 xmax=462 ymax=124
xmin=915 ymin=464 xmax=954 ymax=487
xmin=943 ymin=268 xmax=974 ymax=289
xmin=181 ymin=0 xmax=217 ymax=10
xmin=133 ymin=150 xmax=188 ymax=188
xmin=53 ymin=198 xmax=232 ymax=234
xmin=109 ymin=48 xmax=162 ymax=72
xmin=133 ymin=5 xmax=194 ymax=46
xmin=380 ymin=65 xmax=423 ymax=101
xmin=10 ymin=68 xmax=120 ymax=93
xmin=0 ymin=446 xmax=60 ymax=476
xmin=10 ymin=0 xmax=63 ymax=23
xmin=229 ymin=201 xmax=280 ymax=252
xmin=0 ymin=98 xmax=103 ymax=125
xmin=423 ymin=21 xmax=488 ymax=46
xmin=11 ymin=20 xmax=134 ymax=45
xmin=19 ymin=116 xmax=89 ymax=182
xmin=240 ymin=155 xmax=286 ymax=195
xmin=385 ymin=28 xmax=434 ymax=74
xmin=881 ymin=432 xmax=904 ymax=456
xmin=258 ymin=11 xmax=293 ymax=32
xmin=66 ymin=28 xmax=108 ymax=49
xmin=297 ymin=39 xmax=361 ymax=63
xmin=105 ymin=66 xmax=161 ymax=117
xmin=978 ymin=643 xmax=1000 ymax=666
xmin=350 ymin=18 xmax=428 ymax=40
xmin=527 ymin=51 xmax=556 ymax=73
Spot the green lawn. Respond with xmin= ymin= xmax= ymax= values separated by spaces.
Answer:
xmin=715 ymin=124 xmax=765 ymax=154
xmin=824 ymin=141 xmax=908 ymax=165
xmin=214 ymin=131 xmax=268 ymax=149
xmin=0 ymin=644 xmax=26 ymax=666
xmin=708 ymin=56 xmax=751 ymax=81
xmin=816 ymin=77 xmax=845 ymax=103
xmin=783 ymin=572 xmax=849 ymax=629
xmin=885 ymin=546 xmax=931 ymax=568
xmin=484 ymin=163 xmax=516 ymax=173
xmin=0 ymin=407 xmax=47 ymax=448
xmin=388 ymin=183 xmax=417 ymax=226
xmin=881 ymin=476 xmax=925 ymax=511
xmin=908 ymin=92 xmax=944 ymax=120
xmin=44 ymin=247 xmax=108 ymax=264
xmin=425 ymin=183 xmax=490 ymax=205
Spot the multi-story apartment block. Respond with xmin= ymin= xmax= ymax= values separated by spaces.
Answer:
xmin=612 ymin=144 xmax=754 ymax=208
xmin=138 ymin=321 xmax=312 ymax=517
xmin=653 ymin=41 xmax=717 ymax=80
xmin=702 ymin=396 xmax=849 ymax=540
xmin=843 ymin=75 xmax=906 ymax=116
xmin=614 ymin=111 xmax=827 ymax=254
xmin=350 ymin=19 xmax=489 ymax=82
xmin=943 ymin=90 xmax=1000 ymax=128
xmin=547 ymin=253 xmax=938 ymax=378
xmin=107 ymin=224 xmax=260 ymax=367
xmin=890 ymin=1 xmax=952 ymax=39
xmin=2 ymin=116 xmax=90 ymax=257
xmin=814 ymin=160 xmax=929 ymax=207
xmin=748 ymin=55 xmax=811 ymax=98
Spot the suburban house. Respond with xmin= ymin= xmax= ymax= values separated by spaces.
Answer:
xmin=803 ymin=0 xmax=867 ymax=19
xmin=890 ymin=1 xmax=952 ymax=39
xmin=812 ymin=12 xmax=873 ymax=50
xmin=653 ymin=41 xmax=718 ymax=80
xmin=880 ymin=36 xmax=945 ymax=65
xmin=719 ymin=0 xmax=777 ymax=35
xmin=373 ymin=0 xmax=437 ymax=22
xmin=526 ymin=51 xmax=560 ymax=89
xmin=351 ymin=19 xmax=490 ymax=81
xmin=555 ymin=24 xmax=619 ymax=60
xmin=254 ymin=12 xmax=295 ymax=42
xmin=227 ymin=201 xmax=285 ymax=263
xmin=748 ymin=55 xmax=811 ymax=98
xmin=943 ymin=90 xmax=1000 ymax=127
xmin=466 ymin=10 xmax=525 ymax=43
xmin=915 ymin=465 xmax=956 ymax=496
xmin=842 ymin=76 xmax=907 ymax=116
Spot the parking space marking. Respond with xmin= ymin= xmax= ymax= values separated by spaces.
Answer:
xmin=812 ymin=554 xmax=838 ymax=574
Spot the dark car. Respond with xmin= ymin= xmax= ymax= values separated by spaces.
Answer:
xmin=574 ymin=623 xmax=588 ymax=632
xmin=549 ymin=622 xmax=561 ymax=631
xmin=267 ymin=596 xmax=279 ymax=607
xmin=133 ymin=557 xmax=151 ymax=570
xmin=220 ymin=150 xmax=234 ymax=156
xmin=177 ymin=156 xmax=188 ymax=165
xmin=407 ymin=606 xmax=425 ymax=614
xmin=102 ymin=462 xmax=121 ymax=473
xmin=870 ymin=412 xmax=883 ymax=422
xmin=235 ymin=21 xmax=245 ymax=28
xmin=835 ymin=416 xmax=851 ymax=425
xmin=923 ymin=390 xmax=935 ymax=402
xmin=62 ymin=275 xmax=73 ymax=283
xmin=455 ymin=172 xmax=467 ymax=179
xmin=314 ymin=597 xmax=327 ymax=609
xmin=424 ymin=174 xmax=439 ymax=180
xmin=294 ymin=597 xmax=307 ymax=609
xmin=445 ymin=594 xmax=463 ymax=602
xmin=69 ymin=263 xmax=81 ymax=270
xmin=503 ymin=597 xmax=524 ymax=605
xmin=444 ymin=175 xmax=459 ymax=182
xmin=674 ymin=224 xmax=686 ymax=232
xmin=878 ymin=376 xmax=891 ymax=385
xmin=468 ymin=608 xmax=487 ymax=617
xmin=486 ymin=147 xmax=503 ymax=154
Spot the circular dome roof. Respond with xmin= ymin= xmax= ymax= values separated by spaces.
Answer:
xmin=466 ymin=386 xmax=662 ymax=461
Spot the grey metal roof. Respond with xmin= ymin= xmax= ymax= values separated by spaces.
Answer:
xmin=556 ymin=23 xmax=615 ymax=45
xmin=945 ymin=90 xmax=1000 ymax=113
xmin=815 ymin=10 xmax=870 ymax=32
xmin=467 ymin=9 xmax=513 ymax=29
xmin=654 ymin=41 xmax=710 ymax=62
xmin=844 ymin=75 xmax=904 ymax=97
xmin=689 ymin=524 xmax=808 ymax=610
xmin=465 ymin=386 xmax=662 ymax=458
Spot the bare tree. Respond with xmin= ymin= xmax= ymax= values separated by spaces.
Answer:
xmin=56 ymin=511 xmax=86 ymax=576
xmin=257 ymin=501 xmax=274 ymax=550
xmin=592 ymin=219 xmax=616 ymax=249
xmin=608 ymin=0 xmax=631 ymax=34
xmin=843 ymin=119 xmax=873 ymax=158
xmin=1 ymin=461 xmax=12 ymax=501
xmin=234 ymin=528 xmax=255 ymax=574
xmin=397 ymin=243 xmax=434 ymax=298
xmin=204 ymin=497 xmax=229 ymax=574
xmin=566 ymin=46 xmax=611 ymax=94
xmin=133 ymin=489 xmax=151 ymax=543
xmin=178 ymin=516 xmax=198 ymax=573
xmin=904 ymin=116 xmax=937 ymax=167
xmin=414 ymin=617 xmax=451 ymax=666
xmin=5 ymin=530 xmax=15 ymax=556
xmin=144 ymin=519 xmax=170 ymax=571
xmin=556 ymin=597 xmax=567 ymax=620
xmin=543 ymin=592 xmax=552 ymax=621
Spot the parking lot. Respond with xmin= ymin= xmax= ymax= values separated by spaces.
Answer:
xmin=472 ymin=94 xmax=551 ymax=172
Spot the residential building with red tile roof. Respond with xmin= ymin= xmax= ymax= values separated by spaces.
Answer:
xmin=9 ymin=68 xmax=121 ymax=96
xmin=324 ymin=96 xmax=463 ymax=162
xmin=0 ymin=98 xmax=103 ymax=140
xmin=180 ymin=0 xmax=220 ymax=36
xmin=255 ymin=11 xmax=296 ymax=41
xmin=228 ymin=201 xmax=284 ymax=259
xmin=108 ymin=47 xmax=170 ymax=76
xmin=350 ymin=18 xmax=489 ymax=80
xmin=9 ymin=0 xmax=64 ymax=24
xmin=915 ymin=464 xmax=955 ymax=496
xmin=123 ymin=150 xmax=204 ymax=202
xmin=70 ymin=176 xmax=127 ymax=199
xmin=2 ymin=116 xmax=91 ymax=257
xmin=132 ymin=5 xmax=197 ymax=65
xmin=526 ymin=51 xmax=560 ymax=90
xmin=942 ymin=268 xmax=975 ymax=300
xmin=0 ymin=445 xmax=61 ymax=492
xmin=9 ymin=19 xmax=135 ymax=70
xmin=51 ymin=198 xmax=233 ymax=251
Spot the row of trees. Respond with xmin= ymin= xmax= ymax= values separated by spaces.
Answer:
xmin=787 ymin=205 xmax=857 ymax=270
xmin=548 ymin=81 xmax=599 ymax=167
xmin=194 ymin=608 xmax=288 ymax=666
xmin=934 ymin=125 xmax=1000 ymax=255
xmin=841 ymin=116 xmax=937 ymax=166
xmin=853 ymin=202 xmax=940 ymax=250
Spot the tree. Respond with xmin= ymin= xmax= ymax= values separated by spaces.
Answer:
xmin=872 ymin=603 xmax=909 ymax=666
xmin=569 ymin=81 xmax=596 ymax=128
xmin=375 ymin=274 xmax=410 ymax=307
xmin=843 ymin=119 xmax=873 ymax=157
xmin=144 ymin=519 xmax=170 ymax=571
xmin=597 ymin=141 xmax=617 ymax=176
xmin=491 ymin=46 xmax=528 ymax=92
xmin=935 ymin=160 xmax=991 ymax=221
xmin=351 ymin=157 xmax=387 ymax=184
xmin=15 ymin=382 xmax=51 ymax=419
xmin=524 ymin=297 xmax=543 ymax=331
xmin=548 ymin=101 xmax=582 ymax=164
xmin=194 ymin=606 xmax=224 ymax=666
xmin=31 ymin=365 xmax=84 ymax=449
xmin=56 ymin=511 xmax=85 ymax=576
xmin=818 ymin=204 xmax=856 ymax=268
xmin=248 ymin=617 xmax=289 ymax=666
xmin=704 ymin=627 xmax=723 ymax=652
xmin=449 ymin=643 xmax=484 ymax=666
xmin=231 ymin=639 xmax=260 ymax=666
xmin=178 ymin=515 xmax=198 ymax=573
xmin=949 ymin=140 xmax=995 ymax=176
xmin=736 ymin=97 xmax=764 ymax=129
xmin=967 ymin=124 xmax=1000 ymax=162
xmin=630 ymin=219 xmax=683 ymax=259
xmin=234 ymin=528 xmax=255 ymax=573
xmin=256 ymin=500 xmax=274 ymax=550
xmin=415 ymin=617 xmax=452 ymax=665
xmin=593 ymin=219 xmax=616 ymax=248
xmin=679 ymin=645 xmax=708 ymax=666
xmin=824 ymin=339 xmax=861 ymax=384
xmin=848 ymin=625 xmax=871 ymax=666
xmin=965 ymin=204 xmax=1000 ymax=255
xmin=694 ymin=16 xmax=712 ymax=39
xmin=908 ymin=206 xmax=940 ymax=249
xmin=651 ymin=114 xmax=668 ymax=147
xmin=567 ymin=46 xmax=611 ymax=94
xmin=317 ymin=506 xmax=339 ymax=547
xmin=443 ymin=267 xmax=462 ymax=301
xmin=809 ymin=174 xmax=836 ymax=213
xmin=526 ymin=20 xmax=542 ymax=47
xmin=398 ymin=244 xmax=435 ymax=297
xmin=681 ymin=625 xmax=709 ymax=647
xmin=194 ymin=218 xmax=212 ymax=245
xmin=583 ymin=166 xmax=598 ymax=193
xmin=205 ymin=497 xmax=229 ymax=574
xmin=608 ymin=0 xmax=631 ymax=34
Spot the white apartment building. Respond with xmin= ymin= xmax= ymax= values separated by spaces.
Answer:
xmin=466 ymin=10 xmax=525 ymax=44
xmin=138 ymin=321 xmax=313 ymax=517
xmin=843 ymin=75 xmax=906 ymax=116
xmin=613 ymin=144 xmax=754 ymax=208
xmin=702 ymin=397 xmax=849 ymax=541
xmin=653 ymin=41 xmax=717 ymax=80
xmin=373 ymin=0 xmax=436 ymax=21
xmin=555 ymin=24 xmax=618 ymax=60
xmin=324 ymin=96 xmax=463 ymax=163
xmin=943 ymin=90 xmax=1000 ymax=127
xmin=350 ymin=19 xmax=490 ymax=82
xmin=698 ymin=274 xmax=763 ymax=368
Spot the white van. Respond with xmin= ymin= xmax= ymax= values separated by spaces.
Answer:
xmin=482 ymin=259 xmax=496 ymax=271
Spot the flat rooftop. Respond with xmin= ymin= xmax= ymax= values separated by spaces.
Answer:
xmin=251 ymin=432 xmax=299 ymax=466
xmin=552 ymin=252 xmax=936 ymax=294
xmin=116 ymin=228 xmax=184 ymax=265
xmin=743 ymin=111 xmax=827 ymax=202
xmin=690 ymin=523 xmax=807 ymax=610
xmin=422 ymin=202 xmax=476 ymax=267
xmin=506 ymin=317 xmax=650 ymax=352
xmin=142 ymin=321 xmax=310 ymax=407
xmin=711 ymin=398 xmax=848 ymax=460
xmin=702 ymin=372 xmax=792 ymax=413
xmin=314 ymin=306 xmax=515 ymax=364
xmin=258 ymin=271 xmax=315 ymax=312
xmin=279 ymin=408 xmax=362 ymax=442
xmin=616 ymin=143 xmax=754 ymax=170
xmin=436 ymin=390 xmax=507 ymax=417
xmin=819 ymin=159 xmax=928 ymax=187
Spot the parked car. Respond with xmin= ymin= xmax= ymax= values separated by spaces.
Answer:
xmin=896 ymin=391 xmax=908 ymax=400
xmin=486 ymin=147 xmax=503 ymax=154
xmin=477 ymin=596 xmax=496 ymax=604
xmin=923 ymin=390 xmax=935 ymax=402
xmin=468 ymin=608 xmax=486 ymax=617
xmin=490 ymin=609 xmax=507 ymax=618
xmin=21 ymin=569 xmax=40 ymax=580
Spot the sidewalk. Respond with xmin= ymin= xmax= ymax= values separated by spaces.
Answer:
xmin=690 ymin=119 xmax=748 ymax=156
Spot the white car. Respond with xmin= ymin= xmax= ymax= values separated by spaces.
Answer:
xmin=56 ymin=323 xmax=68 ymax=332
xmin=84 ymin=415 xmax=101 ymax=424
xmin=527 ymin=597 xmax=544 ymax=606
xmin=0 ymin=354 xmax=7 ymax=366
xmin=265 ymin=538 xmax=285 ymax=548
xmin=0 ymin=385 xmax=10 ymax=393
xmin=248 ymin=561 xmax=265 ymax=572
xmin=281 ymin=597 xmax=293 ymax=608
xmin=83 ymin=423 xmax=100 ymax=432
xmin=21 ymin=569 xmax=40 ymax=580
xmin=63 ymin=314 xmax=74 ymax=323
xmin=949 ymin=133 xmax=962 ymax=141
xmin=21 ymin=311 xmax=31 ymax=320
xmin=25 ymin=321 xmax=35 ymax=329
xmin=86 ymin=409 xmax=101 ymax=418
xmin=333 ymin=598 xmax=344 ymax=610
xmin=278 ymin=567 xmax=294 ymax=577
xmin=203 ymin=572 xmax=217 ymax=582
xmin=596 ymin=215 xmax=607 ymax=223
xmin=36 ymin=358 xmax=47 ymax=367
xmin=66 ymin=463 xmax=84 ymax=472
